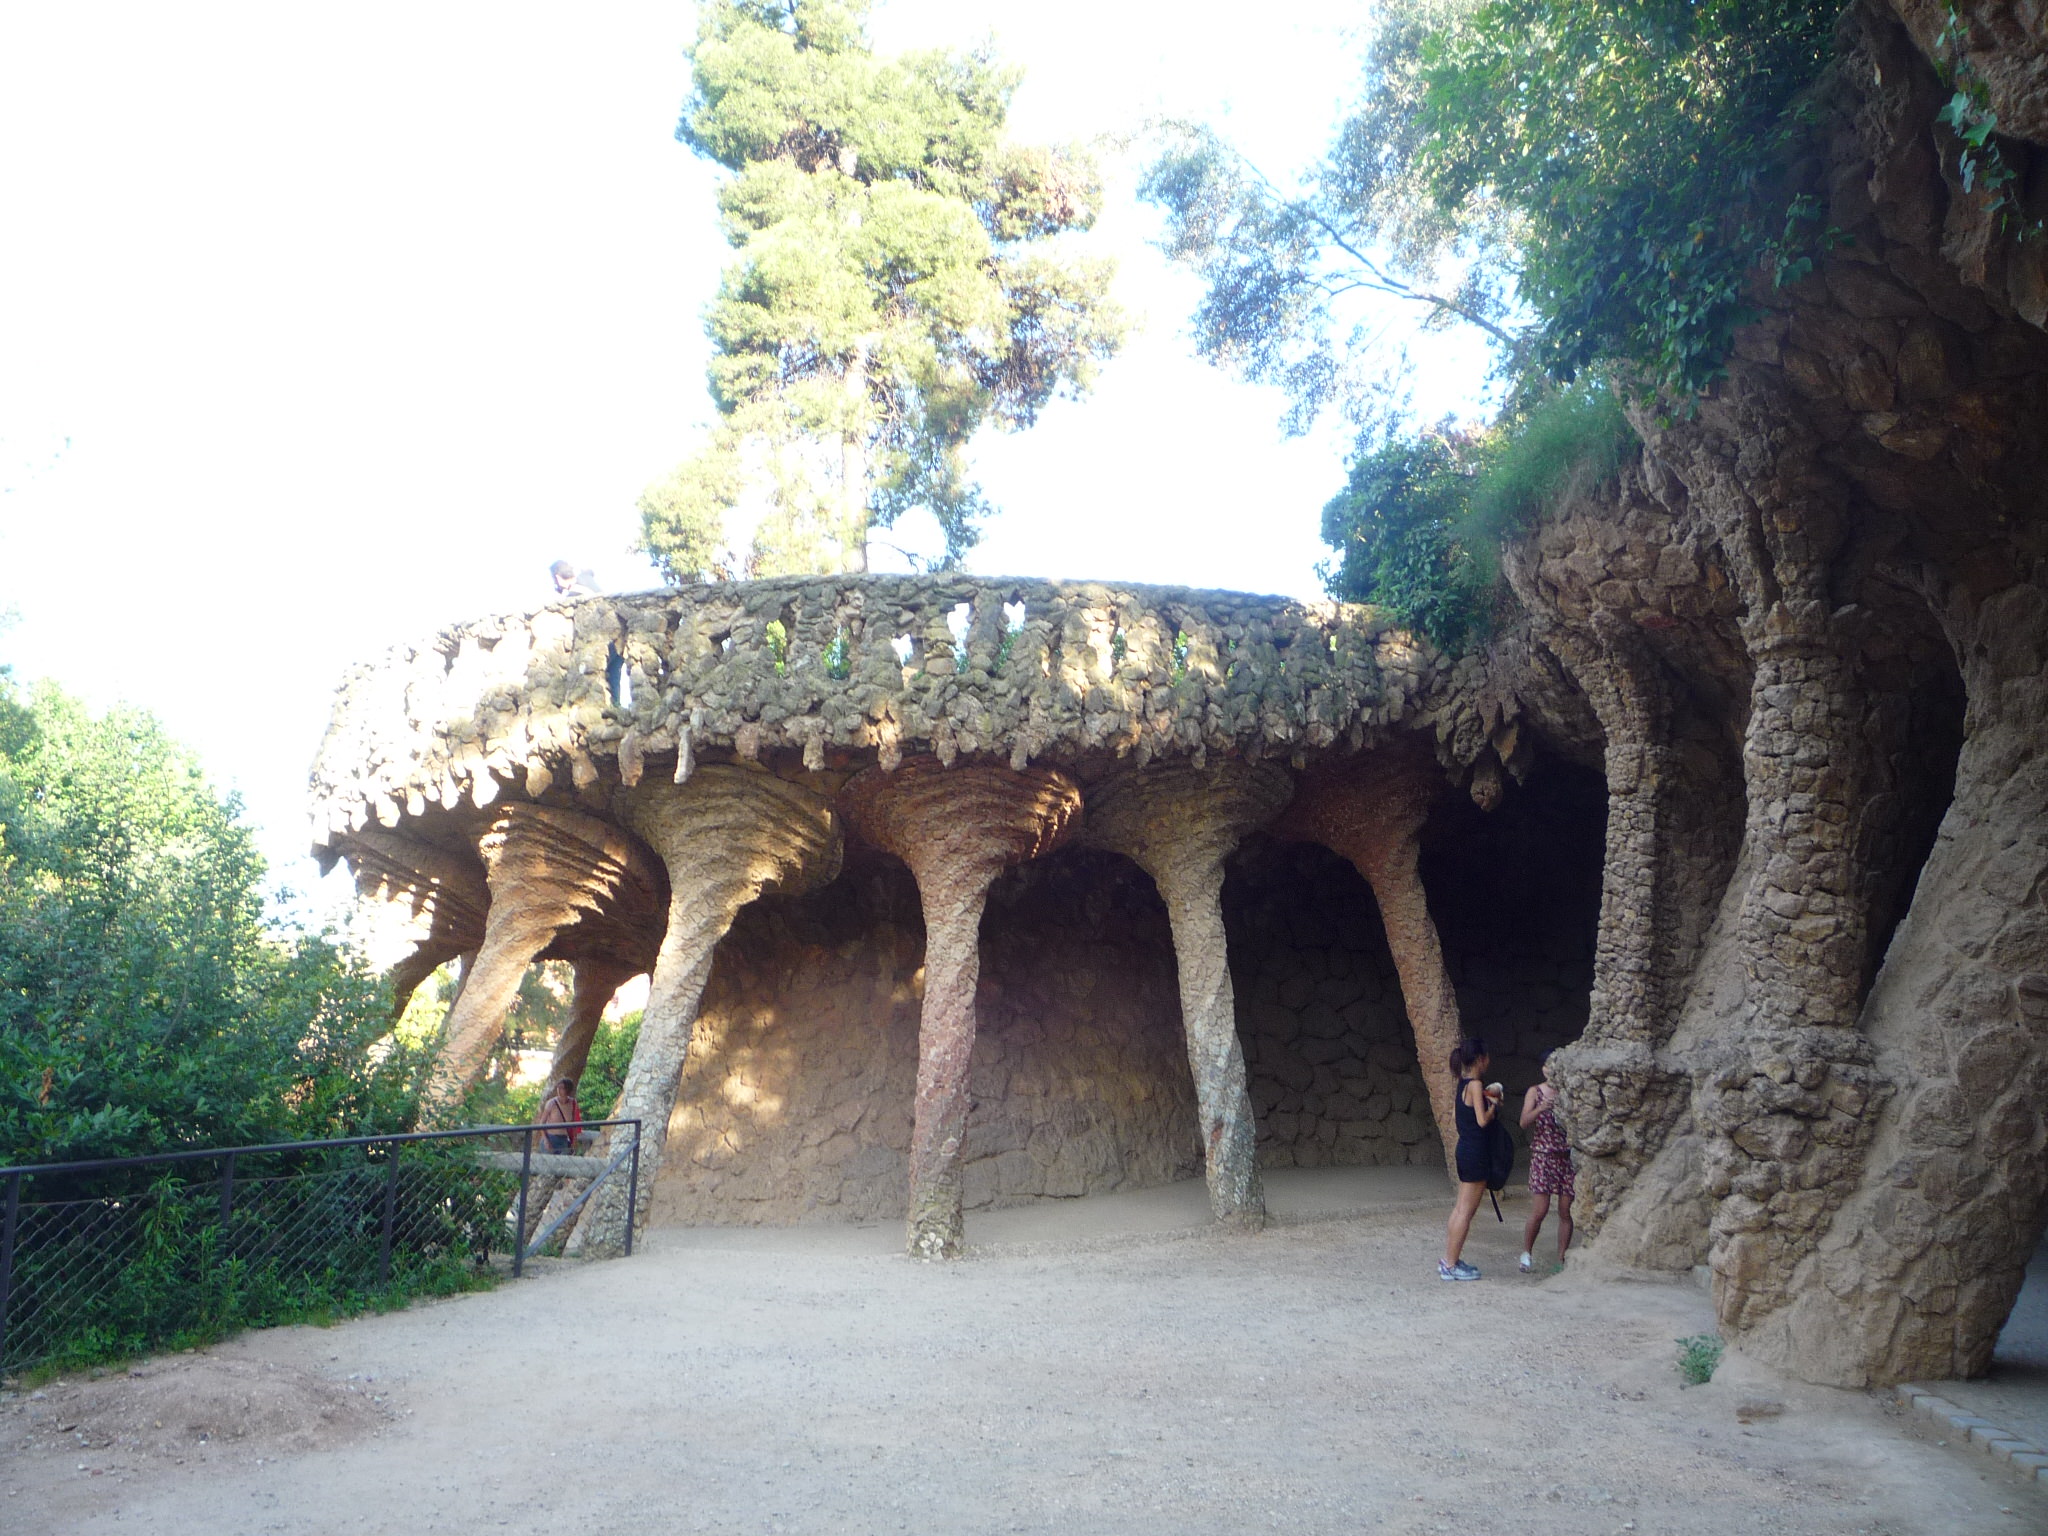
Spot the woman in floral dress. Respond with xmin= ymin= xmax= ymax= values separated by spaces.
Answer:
xmin=1518 ymin=1053 xmax=1574 ymax=1273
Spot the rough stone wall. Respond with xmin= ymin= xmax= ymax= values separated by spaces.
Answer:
xmin=651 ymin=851 xmax=1201 ymax=1225
xmin=1491 ymin=0 xmax=2048 ymax=1385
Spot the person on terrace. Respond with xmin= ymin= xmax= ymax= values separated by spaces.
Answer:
xmin=549 ymin=560 xmax=595 ymax=599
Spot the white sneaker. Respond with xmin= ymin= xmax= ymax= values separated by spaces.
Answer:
xmin=1518 ymin=1252 xmax=1533 ymax=1273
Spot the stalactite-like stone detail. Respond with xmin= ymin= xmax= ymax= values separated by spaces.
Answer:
xmin=332 ymin=828 xmax=489 ymax=1016
xmin=841 ymin=758 xmax=1083 ymax=1259
xmin=1276 ymin=740 xmax=1464 ymax=1176
xmin=1082 ymin=761 xmax=1293 ymax=1227
xmin=422 ymin=804 xmax=665 ymax=1117
xmin=572 ymin=767 xmax=842 ymax=1253
xmin=307 ymin=579 xmax=1504 ymax=858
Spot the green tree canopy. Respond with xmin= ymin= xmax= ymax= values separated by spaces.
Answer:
xmin=1144 ymin=0 xmax=1841 ymax=428
xmin=641 ymin=0 xmax=1126 ymax=581
xmin=1144 ymin=0 xmax=1840 ymax=646
xmin=0 ymin=678 xmax=413 ymax=1165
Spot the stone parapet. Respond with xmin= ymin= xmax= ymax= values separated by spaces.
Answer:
xmin=307 ymin=576 xmax=1504 ymax=857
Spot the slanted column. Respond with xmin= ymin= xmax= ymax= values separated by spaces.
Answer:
xmin=333 ymin=828 xmax=489 ymax=1018
xmin=546 ymin=957 xmax=641 ymax=1097
xmin=1083 ymin=762 xmax=1292 ymax=1228
xmin=423 ymin=804 xmax=665 ymax=1118
xmin=572 ymin=767 xmax=841 ymax=1252
xmin=842 ymin=759 xmax=1083 ymax=1259
xmin=1277 ymin=741 xmax=1463 ymax=1176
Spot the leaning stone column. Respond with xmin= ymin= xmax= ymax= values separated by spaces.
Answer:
xmin=333 ymin=827 xmax=489 ymax=1018
xmin=571 ymin=767 xmax=841 ymax=1253
xmin=1277 ymin=740 xmax=1464 ymax=1176
xmin=546 ymin=957 xmax=642 ymax=1098
xmin=422 ymin=804 xmax=664 ymax=1118
xmin=1083 ymin=762 xmax=1292 ymax=1227
xmin=842 ymin=758 xmax=1083 ymax=1259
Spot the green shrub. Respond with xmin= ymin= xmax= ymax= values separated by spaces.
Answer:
xmin=0 ymin=678 xmax=423 ymax=1167
xmin=8 ymin=1153 xmax=505 ymax=1381
xmin=0 ymin=676 xmax=515 ymax=1378
xmin=1676 ymin=1332 xmax=1725 ymax=1386
xmin=1320 ymin=381 xmax=1637 ymax=648
xmin=578 ymin=1013 xmax=641 ymax=1121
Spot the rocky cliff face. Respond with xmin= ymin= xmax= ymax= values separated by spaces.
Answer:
xmin=1497 ymin=0 xmax=2048 ymax=1386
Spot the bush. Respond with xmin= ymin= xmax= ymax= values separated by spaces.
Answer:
xmin=1676 ymin=1332 xmax=1725 ymax=1386
xmin=7 ymin=1149 xmax=507 ymax=1381
xmin=1320 ymin=381 xmax=1636 ymax=648
xmin=580 ymin=1013 xmax=641 ymax=1121
xmin=0 ymin=676 xmax=499 ymax=1377
xmin=0 ymin=679 xmax=424 ymax=1167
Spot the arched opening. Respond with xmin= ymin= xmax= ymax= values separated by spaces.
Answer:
xmin=1223 ymin=837 xmax=1439 ymax=1168
xmin=648 ymin=844 xmax=1200 ymax=1227
xmin=1418 ymin=758 xmax=1608 ymax=1095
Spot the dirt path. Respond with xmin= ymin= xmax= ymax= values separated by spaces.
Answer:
xmin=3 ymin=1180 xmax=2039 ymax=1535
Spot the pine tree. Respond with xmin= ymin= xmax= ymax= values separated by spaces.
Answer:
xmin=640 ymin=0 xmax=1124 ymax=580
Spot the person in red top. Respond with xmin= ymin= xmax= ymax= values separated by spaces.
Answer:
xmin=538 ymin=1077 xmax=581 ymax=1154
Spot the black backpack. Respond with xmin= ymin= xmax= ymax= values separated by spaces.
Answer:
xmin=1483 ymin=1116 xmax=1516 ymax=1219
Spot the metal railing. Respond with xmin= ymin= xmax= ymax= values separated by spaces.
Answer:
xmin=0 ymin=1119 xmax=640 ymax=1379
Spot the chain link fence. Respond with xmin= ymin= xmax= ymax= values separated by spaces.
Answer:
xmin=0 ymin=1120 xmax=639 ymax=1380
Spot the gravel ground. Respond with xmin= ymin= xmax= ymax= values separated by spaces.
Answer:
xmin=3 ymin=1176 xmax=2041 ymax=1536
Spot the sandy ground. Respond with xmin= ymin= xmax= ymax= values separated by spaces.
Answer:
xmin=3 ymin=1167 xmax=2042 ymax=1536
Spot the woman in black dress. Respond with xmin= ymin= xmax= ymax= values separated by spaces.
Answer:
xmin=1440 ymin=1037 xmax=1501 ymax=1281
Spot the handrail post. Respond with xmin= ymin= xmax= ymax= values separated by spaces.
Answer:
xmin=377 ymin=1142 xmax=400 ymax=1285
xmin=0 ymin=1172 xmax=20 ymax=1372
xmin=219 ymin=1151 xmax=237 ymax=1229
xmin=625 ymin=1120 xmax=641 ymax=1258
xmin=512 ymin=1128 xmax=534 ymax=1278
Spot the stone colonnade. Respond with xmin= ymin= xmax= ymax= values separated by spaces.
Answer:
xmin=360 ymin=740 xmax=1484 ymax=1258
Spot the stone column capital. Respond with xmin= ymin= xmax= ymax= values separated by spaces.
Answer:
xmin=1081 ymin=760 xmax=1293 ymax=885
xmin=841 ymin=758 xmax=1083 ymax=885
xmin=1273 ymin=738 xmax=1444 ymax=881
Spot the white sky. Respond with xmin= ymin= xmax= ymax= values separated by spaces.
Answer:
xmin=0 ymin=1 xmax=1493 ymax=916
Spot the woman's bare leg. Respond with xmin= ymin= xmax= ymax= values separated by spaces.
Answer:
xmin=1444 ymin=1182 xmax=1487 ymax=1265
xmin=1556 ymin=1191 xmax=1575 ymax=1260
xmin=1522 ymin=1192 xmax=1551 ymax=1255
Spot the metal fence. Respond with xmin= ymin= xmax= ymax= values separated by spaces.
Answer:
xmin=0 ymin=1120 xmax=640 ymax=1379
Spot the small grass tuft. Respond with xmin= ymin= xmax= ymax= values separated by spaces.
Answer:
xmin=1676 ymin=1332 xmax=1724 ymax=1387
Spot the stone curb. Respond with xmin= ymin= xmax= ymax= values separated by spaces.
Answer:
xmin=1896 ymin=1382 xmax=2048 ymax=1487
